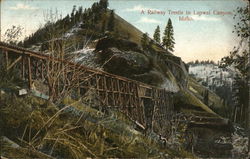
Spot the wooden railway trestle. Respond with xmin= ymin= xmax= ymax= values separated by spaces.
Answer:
xmin=0 ymin=42 xmax=174 ymax=135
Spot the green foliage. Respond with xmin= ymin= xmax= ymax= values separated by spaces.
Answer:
xmin=141 ymin=32 xmax=149 ymax=50
xmin=0 ymin=63 xmax=24 ymax=88
xmin=75 ymin=6 xmax=83 ymax=21
xmin=153 ymin=25 xmax=161 ymax=43
xmin=101 ymin=19 xmax=107 ymax=33
xmin=99 ymin=0 xmax=109 ymax=10
xmin=71 ymin=5 xmax=76 ymax=17
xmin=107 ymin=10 xmax=115 ymax=32
xmin=232 ymin=6 xmax=249 ymax=39
xmin=162 ymin=18 xmax=175 ymax=52
xmin=187 ymin=60 xmax=216 ymax=66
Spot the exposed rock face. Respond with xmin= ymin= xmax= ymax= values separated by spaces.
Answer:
xmin=98 ymin=47 xmax=150 ymax=76
xmin=95 ymin=37 xmax=188 ymax=89
xmin=95 ymin=37 xmax=141 ymax=52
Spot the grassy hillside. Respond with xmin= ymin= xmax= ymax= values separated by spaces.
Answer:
xmin=0 ymin=85 xmax=194 ymax=158
xmin=114 ymin=13 xmax=143 ymax=44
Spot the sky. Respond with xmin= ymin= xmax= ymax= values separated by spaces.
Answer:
xmin=0 ymin=0 xmax=248 ymax=62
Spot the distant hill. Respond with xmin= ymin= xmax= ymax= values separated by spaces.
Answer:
xmin=188 ymin=63 xmax=236 ymax=117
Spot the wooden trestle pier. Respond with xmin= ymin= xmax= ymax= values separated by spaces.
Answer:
xmin=0 ymin=42 xmax=173 ymax=133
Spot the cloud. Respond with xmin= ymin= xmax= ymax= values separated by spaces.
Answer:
xmin=10 ymin=3 xmax=39 ymax=10
xmin=136 ymin=17 xmax=161 ymax=24
xmin=191 ymin=15 xmax=220 ymax=21
xmin=124 ymin=5 xmax=159 ymax=12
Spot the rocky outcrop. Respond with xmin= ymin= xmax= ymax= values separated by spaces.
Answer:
xmin=95 ymin=37 xmax=188 ymax=89
xmin=95 ymin=37 xmax=141 ymax=53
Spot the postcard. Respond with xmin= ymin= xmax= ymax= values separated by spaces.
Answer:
xmin=0 ymin=0 xmax=249 ymax=158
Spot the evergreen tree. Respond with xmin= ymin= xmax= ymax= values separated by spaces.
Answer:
xmin=153 ymin=25 xmax=161 ymax=43
xmin=71 ymin=5 xmax=76 ymax=25
xmin=99 ymin=0 xmax=109 ymax=10
xmin=107 ymin=10 xmax=115 ymax=32
xmin=101 ymin=19 xmax=106 ymax=33
xmin=71 ymin=5 xmax=76 ymax=17
xmin=162 ymin=18 xmax=175 ymax=52
xmin=141 ymin=32 xmax=149 ymax=50
xmin=82 ymin=9 xmax=87 ymax=22
xmin=78 ymin=6 xmax=83 ymax=21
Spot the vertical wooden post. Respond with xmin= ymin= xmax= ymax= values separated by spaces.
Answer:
xmin=27 ymin=55 xmax=32 ymax=89
xmin=151 ymin=88 xmax=156 ymax=131
xmin=117 ymin=80 xmax=122 ymax=108
xmin=125 ymin=82 xmax=129 ymax=115
xmin=234 ymin=106 xmax=238 ymax=122
xmin=103 ymin=76 xmax=108 ymax=106
xmin=41 ymin=62 xmax=44 ymax=80
xmin=111 ymin=78 xmax=115 ymax=106
xmin=4 ymin=50 xmax=8 ymax=69
xmin=95 ymin=74 xmax=100 ymax=101
xmin=35 ymin=61 xmax=38 ymax=78
xmin=22 ymin=55 xmax=25 ymax=80
xmin=129 ymin=84 xmax=132 ymax=106
xmin=136 ymin=84 xmax=145 ymax=127
xmin=128 ymin=83 xmax=132 ymax=107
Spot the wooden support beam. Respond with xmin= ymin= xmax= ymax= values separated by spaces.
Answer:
xmin=117 ymin=79 xmax=121 ymax=107
xmin=7 ymin=56 xmax=22 ymax=71
xmin=111 ymin=78 xmax=115 ymax=106
xmin=27 ymin=55 xmax=32 ymax=89
xmin=35 ymin=61 xmax=38 ymax=78
xmin=4 ymin=50 xmax=8 ymax=69
xmin=95 ymin=74 xmax=100 ymax=101
xmin=103 ymin=76 xmax=108 ymax=106
xmin=41 ymin=62 xmax=44 ymax=80
xmin=22 ymin=52 xmax=25 ymax=80
xmin=128 ymin=83 xmax=132 ymax=107
xmin=136 ymin=84 xmax=145 ymax=127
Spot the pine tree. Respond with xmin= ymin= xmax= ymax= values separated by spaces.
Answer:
xmin=63 ymin=14 xmax=70 ymax=28
xmin=141 ymin=32 xmax=149 ymax=50
xmin=71 ymin=5 xmax=76 ymax=25
xmin=162 ymin=18 xmax=175 ymax=52
xmin=99 ymin=0 xmax=109 ymax=10
xmin=107 ymin=10 xmax=115 ymax=32
xmin=101 ymin=19 xmax=106 ymax=33
xmin=153 ymin=25 xmax=160 ymax=43
xmin=78 ymin=6 xmax=83 ymax=21
xmin=71 ymin=5 xmax=76 ymax=17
